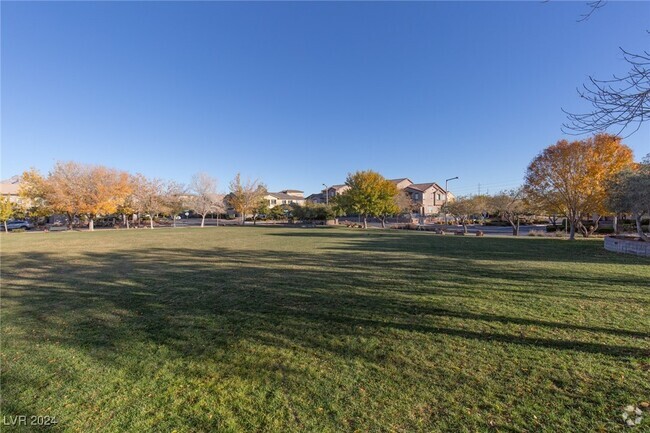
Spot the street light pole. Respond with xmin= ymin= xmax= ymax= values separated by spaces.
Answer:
xmin=444 ymin=176 xmax=459 ymax=225
xmin=322 ymin=183 xmax=329 ymax=205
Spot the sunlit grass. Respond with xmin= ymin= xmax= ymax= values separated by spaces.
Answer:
xmin=1 ymin=227 xmax=649 ymax=432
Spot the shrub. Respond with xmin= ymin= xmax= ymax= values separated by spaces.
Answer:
xmin=528 ymin=230 xmax=545 ymax=237
xmin=546 ymin=225 xmax=558 ymax=232
xmin=595 ymin=227 xmax=615 ymax=234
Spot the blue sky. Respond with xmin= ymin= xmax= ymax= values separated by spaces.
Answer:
xmin=2 ymin=1 xmax=649 ymax=196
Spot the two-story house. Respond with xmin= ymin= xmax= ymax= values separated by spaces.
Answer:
xmin=403 ymin=182 xmax=449 ymax=216
xmin=265 ymin=190 xmax=305 ymax=208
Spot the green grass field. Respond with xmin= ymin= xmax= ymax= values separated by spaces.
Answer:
xmin=1 ymin=227 xmax=649 ymax=432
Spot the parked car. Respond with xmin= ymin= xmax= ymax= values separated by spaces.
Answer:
xmin=6 ymin=220 xmax=33 ymax=231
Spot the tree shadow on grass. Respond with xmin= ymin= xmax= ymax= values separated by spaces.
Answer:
xmin=3 ymin=230 xmax=650 ymax=431
xmin=268 ymin=229 xmax=650 ymax=265
xmin=2 ymin=243 xmax=649 ymax=366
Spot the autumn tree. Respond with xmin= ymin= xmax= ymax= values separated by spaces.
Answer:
xmin=524 ymin=134 xmax=634 ymax=240
xmin=164 ymin=181 xmax=187 ymax=228
xmin=132 ymin=174 xmax=165 ymax=229
xmin=227 ymin=173 xmax=267 ymax=225
xmin=19 ymin=168 xmax=52 ymax=222
xmin=336 ymin=170 xmax=398 ymax=229
xmin=77 ymin=165 xmax=131 ymax=231
xmin=488 ymin=188 xmax=531 ymax=236
xmin=117 ymin=176 xmax=139 ymax=229
xmin=443 ymin=196 xmax=480 ymax=234
xmin=377 ymin=188 xmax=400 ymax=229
xmin=19 ymin=162 xmax=130 ymax=230
xmin=607 ymin=155 xmax=650 ymax=241
xmin=20 ymin=162 xmax=85 ymax=229
xmin=0 ymin=197 xmax=14 ymax=232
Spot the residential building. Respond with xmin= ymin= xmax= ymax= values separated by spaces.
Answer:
xmin=403 ymin=182 xmax=449 ymax=215
xmin=305 ymin=193 xmax=326 ymax=204
xmin=265 ymin=190 xmax=305 ymax=208
xmin=0 ymin=176 xmax=21 ymax=203
xmin=308 ymin=177 xmax=454 ymax=217
xmin=388 ymin=178 xmax=413 ymax=190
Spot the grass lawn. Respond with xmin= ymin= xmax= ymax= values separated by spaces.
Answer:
xmin=1 ymin=227 xmax=649 ymax=432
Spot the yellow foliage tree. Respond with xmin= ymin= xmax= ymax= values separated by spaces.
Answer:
xmin=20 ymin=162 xmax=132 ymax=230
xmin=524 ymin=133 xmax=634 ymax=240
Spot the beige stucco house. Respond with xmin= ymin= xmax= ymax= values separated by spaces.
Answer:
xmin=265 ymin=190 xmax=305 ymax=208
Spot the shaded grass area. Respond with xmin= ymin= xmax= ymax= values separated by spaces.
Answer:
xmin=1 ymin=227 xmax=649 ymax=432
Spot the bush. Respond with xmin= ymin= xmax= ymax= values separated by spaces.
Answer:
xmin=595 ymin=227 xmax=615 ymax=234
xmin=546 ymin=225 xmax=558 ymax=232
xmin=483 ymin=220 xmax=509 ymax=227
xmin=528 ymin=230 xmax=545 ymax=237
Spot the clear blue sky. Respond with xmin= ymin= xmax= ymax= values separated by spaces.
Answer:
xmin=2 ymin=1 xmax=649 ymax=196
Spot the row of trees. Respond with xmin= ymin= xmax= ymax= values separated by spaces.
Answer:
xmin=524 ymin=133 xmax=648 ymax=240
xmin=446 ymin=134 xmax=650 ymax=241
xmin=5 ymin=132 xmax=648 ymax=240
xmin=9 ymin=161 xmax=270 ymax=231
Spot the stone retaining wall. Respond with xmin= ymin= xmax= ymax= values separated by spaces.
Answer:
xmin=604 ymin=236 xmax=650 ymax=257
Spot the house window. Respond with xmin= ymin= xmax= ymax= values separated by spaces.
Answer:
xmin=414 ymin=193 xmax=420 ymax=200
xmin=437 ymin=193 xmax=441 ymax=200
xmin=270 ymin=199 xmax=277 ymax=205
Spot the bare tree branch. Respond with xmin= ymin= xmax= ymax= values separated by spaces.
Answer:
xmin=577 ymin=0 xmax=607 ymax=22
xmin=562 ymin=48 xmax=650 ymax=137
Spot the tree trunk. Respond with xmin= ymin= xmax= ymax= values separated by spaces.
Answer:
xmin=149 ymin=215 xmax=154 ymax=229
xmin=510 ymin=217 xmax=520 ymax=236
xmin=635 ymin=212 xmax=649 ymax=241
xmin=241 ymin=213 xmax=246 ymax=225
xmin=173 ymin=215 xmax=177 ymax=228
xmin=126 ymin=216 xmax=130 ymax=229
xmin=201 ymin=214 xmax=206 ymax=228
xmin=363 ymin=216 xmax=368 ymax=229
xmin=4 ymin=221 xmax=7 ymax=232
xmin=88 ymin=218 xmax=94 ymax=231
xmin=380 ymin=216 xmax=386 ymax=229
xmin=216 ymin=214 xmax=219 ymax=227
xmin=613 ymin=214 xmax=619 ymax=235
xmin=579 ymin=215 xmax=601 ymax=238
xmin=463 ymin=222 xmax=468 ymax=234
xmin=569 ymin=219 xmax=576 ymax=240
xmin=67 ymin=212 xmax=74 ymax=230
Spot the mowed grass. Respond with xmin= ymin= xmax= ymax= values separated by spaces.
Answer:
xmin=1 ymin=227 xmax=649 ymax=433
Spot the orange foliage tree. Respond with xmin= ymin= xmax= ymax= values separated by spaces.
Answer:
xmin=20 ymin=162 xmax=132 ymax=230
xmin=524 ymin=134 xmax=634 ymax=240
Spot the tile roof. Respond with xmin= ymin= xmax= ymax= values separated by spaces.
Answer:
xmin=267 ymin=192 xmax=305 ymax=200
xmin=406 ymin=182 xmax=445 ymax=192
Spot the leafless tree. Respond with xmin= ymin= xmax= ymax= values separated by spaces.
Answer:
xmin=189 ymin=173 xmax=223 ymax=228
xmin=164 ymin=181 xmax=187 ymax=228
xmin=558 ymin=0 xmax=649 ymax=136
xmin=132 ymin=174 xmax=165 ymax=229
xmin=563 ymin=48 xmax=650 ymax=136
xmin=577 ymin=0 xmax=607 ymax=22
